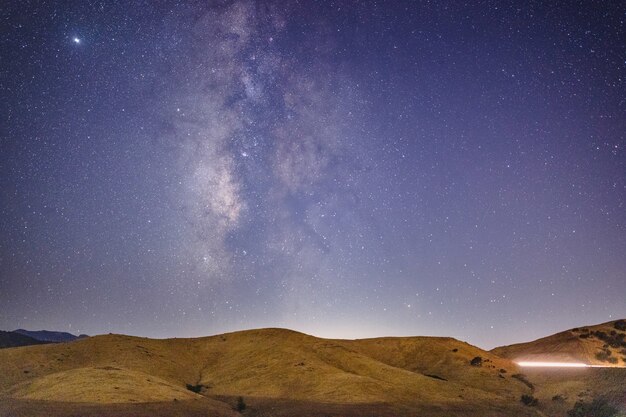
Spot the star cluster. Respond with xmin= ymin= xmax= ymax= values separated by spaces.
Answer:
xmin=1 ymin=1 xmax=625 ymax=348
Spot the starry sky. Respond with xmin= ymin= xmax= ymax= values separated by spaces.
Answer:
xmin=1 ymin=1 xmax=625 ymax=349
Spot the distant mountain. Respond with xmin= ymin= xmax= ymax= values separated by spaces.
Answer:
xmin=13 ymin=329 xmax=88 ymax=343
xmin=0 ymin=330 xmax=50 ymax=349
xmin=492 ymin=319 xmax=626 ymax=366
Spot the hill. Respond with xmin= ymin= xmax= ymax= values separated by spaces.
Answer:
xmin=491 ymin=320 xmax=626 ymax=416
xmin=0 ymin=323 xmax=624 ymax=417
xmin=492 ymin=319 xmax=626 ymax=366
xmin=0 ymin=331 xmax=50 ymax=349
xmin=0 ymin=328 xmax=535 ymax=417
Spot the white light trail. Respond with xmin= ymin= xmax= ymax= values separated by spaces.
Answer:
xmin=517 ymin=361 xmax=587 ymax=368
xmin=516 ymin=361 xmax=619 ymax=368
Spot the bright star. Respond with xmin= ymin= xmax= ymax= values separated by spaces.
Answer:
xmin=73 ymin=37 xmax=81 ymax=44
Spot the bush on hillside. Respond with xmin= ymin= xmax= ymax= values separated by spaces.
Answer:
xmin=567 ymin=398 xmax=618 ymax=417
xmin=614 ymin=320 xmax=626 ymax=331
xmin=520 ymin=394 xmax=538 ymax=406
xmin=470 ymin=356 xmax=482 ymax=367
xmin=595 ymin=349 xmax=614 ymax=363
xmin=186 ymin=384 xmax=204 ymax=393
xmin=592 ymin=330 xmax=626 ymax=348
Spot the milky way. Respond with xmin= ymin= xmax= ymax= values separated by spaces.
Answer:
xmin=1 ymin=1 xmax=625 ymax=348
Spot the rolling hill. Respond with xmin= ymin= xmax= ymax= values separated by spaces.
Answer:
xmin=491 ymin=320 xmax=626 ymax=417
xmin=0 ymin=322 xmax=624 ymax=417
xmin=492 ymin=319 xmax=626 ymax=366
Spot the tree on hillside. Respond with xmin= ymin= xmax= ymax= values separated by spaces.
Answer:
xmin=470 ymin=356 xmax=482 ymax=366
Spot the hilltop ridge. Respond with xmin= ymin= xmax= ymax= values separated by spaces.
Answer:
xmin=492 ymin=319 xmax=626 ymax=366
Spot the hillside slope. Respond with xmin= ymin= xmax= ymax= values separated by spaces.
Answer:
xmin=0 ymin=328 xmax=536 ymax=417
xmin=491 ymin=320 xmax=626 ymax=416
xmin=492 ymin=319 xmax=626 ymax=366
xmin=2 ymin=323 xmax=625 ymax=417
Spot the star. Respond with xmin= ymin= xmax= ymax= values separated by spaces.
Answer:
xmin=1 ymin=0 xmax=624 ymax=352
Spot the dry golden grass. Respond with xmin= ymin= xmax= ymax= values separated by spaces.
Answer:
xmin=522 ymin=367 xmax=626 ymax=416
xmin=10 ymin=367 xmax=200 ymax=403
xmin=0 ymin=324 xmax=624 ymax=416
xmin=492 ymin=319 xmax=626 ymax=366
xmin=489 ymin=319 xmax=626 ymax=416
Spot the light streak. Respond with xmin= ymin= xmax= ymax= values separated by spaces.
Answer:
xmin=516 ymin=361 xmax=619 ymax=368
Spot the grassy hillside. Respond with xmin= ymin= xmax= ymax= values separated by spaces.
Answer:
xmin=491 ymin=319 xmax=626 ymax=416
xmin=1 ymin=323 xmax=624 ymax=417
xmin=519 ymin=367 xmax=626 ymax=416
xmin=0 ymin=328 xmax=537 ymax=417
xmin=492 ymin=319 xmax=626 ymax=366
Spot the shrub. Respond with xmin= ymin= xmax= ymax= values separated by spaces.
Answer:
xmin=521 ymin=394 xmax=538 ymax=406
xmin=567 ymin=398 xmax=618 ymax=417
xmin=614 ymin=320 xmax=626 ymax=331
xmin=595 ymin=349 xmax=613 ymax=362
xmin=470 ymin=356 xmax=482 ymax=367
xmin=592 ymin=330 xmax=626 ymax=348
xmin=236 ymin=396 xmax=246 ymax=412
xmin=186 ymin=384 xmax=204 ymax=393
xmin=552 ymin=394 xmax=565 ymax=402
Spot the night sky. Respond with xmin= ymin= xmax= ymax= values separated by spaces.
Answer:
xmin=1 ymin=1 xmax=625 ymax=349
